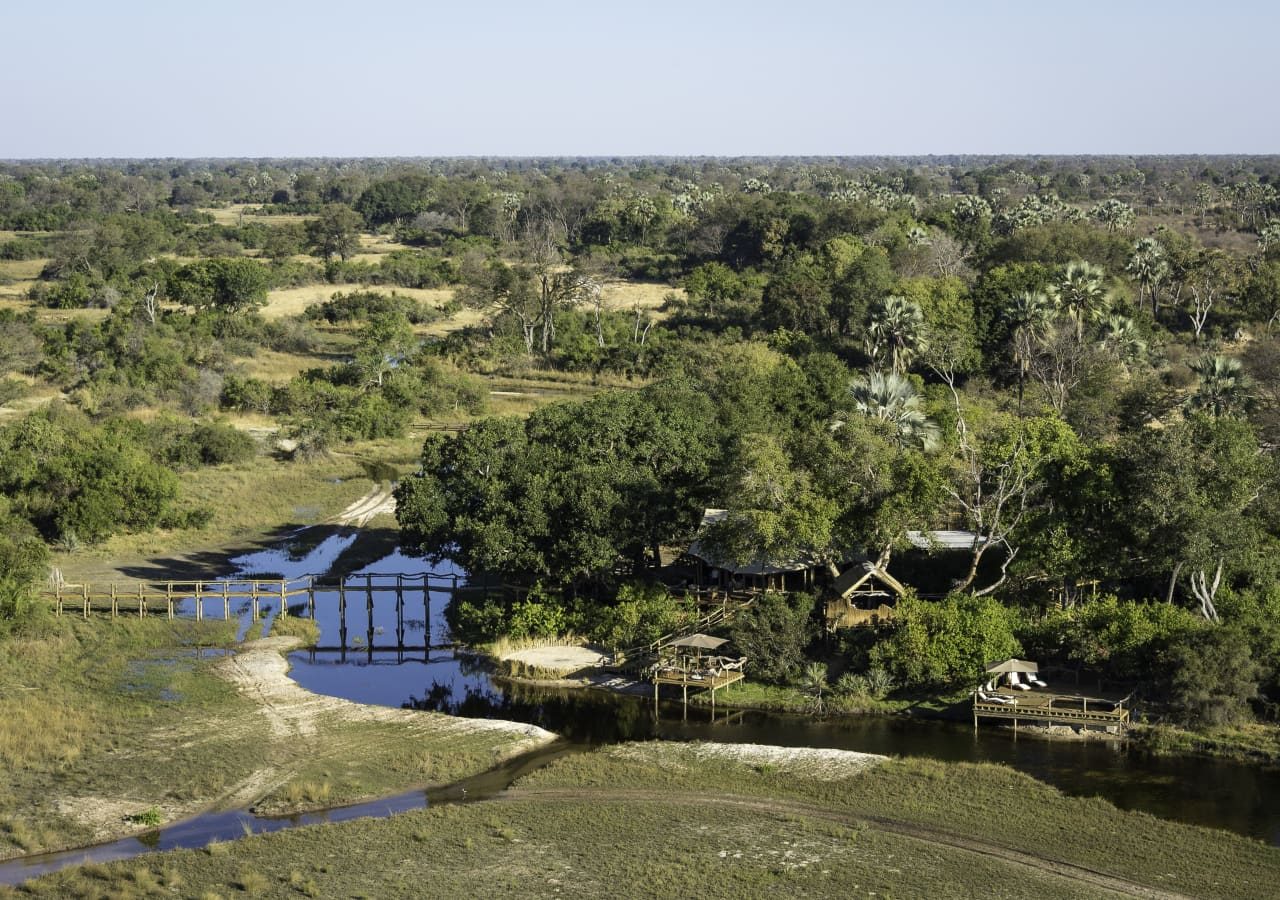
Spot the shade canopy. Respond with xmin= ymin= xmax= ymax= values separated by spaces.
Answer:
xmin=669 ymin=633 xmax=728 ymax=651
xmin=984 ymin=658 xmax=1039 ymax=675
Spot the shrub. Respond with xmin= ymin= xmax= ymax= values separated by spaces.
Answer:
xmin=729 ymin=591 xmax=815 ymax=685
xmin=1166 ymin=626 xmax=1261 ymax=728
xmin=591 ymin=582 xmax=689 ymax=650
xmin=506 ymin=594 xmax=569 ymax=640
xmin=871 ymin=593 xmax=1019 ymax=689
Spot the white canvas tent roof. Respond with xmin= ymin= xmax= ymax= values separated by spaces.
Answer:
xmin=984 ymin=658 xmax=1039 ymax=675
xmin=906 ymin=530 xmax=985 ymax=550
xmin=687 ymin=509 xmax=816 ymax=575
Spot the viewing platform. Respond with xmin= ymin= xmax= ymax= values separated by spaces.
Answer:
xmin=974 ymin=657 xmax=1130 ymax=733
xmin=649 ymin=633 xmax=746 ymax=708
xmin=973 ymin=690 xmax=1131 ymax=732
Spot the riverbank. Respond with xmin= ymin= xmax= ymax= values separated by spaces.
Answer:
xmin=10 ymin=740 xmax=1279 ymax=899
xmin=481 ymin=643 xmax=1280 ymax=760
xmin=0 ymin=619 xmax=552 ymax=861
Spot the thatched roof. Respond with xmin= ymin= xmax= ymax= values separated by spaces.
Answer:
xmin=687 ymin=509 xmax=816 ymax=575
xmin=831 ymin=562 xmax=908 ymax=600
xmin=669 ymin=633 xmax=729 ymax=650
xmin=984 ymin=658 xmax=1039 ymax=674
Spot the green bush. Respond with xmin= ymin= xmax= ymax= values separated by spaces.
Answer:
xmin=1166 ymin=626 xmax=1261 ymax=728
xmin=729 ymin=591 xmax=815 ymax=685
xmin=506 ymin=596 xmax=569 ymax=639
xmin=871 ymin=594 xmax=1019 ymax=689
xmin=590 ymin=582 xmax=689 ymax=650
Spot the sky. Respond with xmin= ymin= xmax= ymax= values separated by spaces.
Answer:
xmin=2 ymin=0 xmax=1277 ymax=158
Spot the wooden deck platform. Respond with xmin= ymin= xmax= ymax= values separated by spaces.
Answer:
xmin=652 ymin=669 xmax=745 ymax=706
xmin=973 ymin=690 xmax=1130 ymax=732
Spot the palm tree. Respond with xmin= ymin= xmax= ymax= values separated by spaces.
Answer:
xmin=1099 ymin=315 xmax=1147 ymax=367
xmin=847 ymin=371 xmax=941 ymax=451
xmin=1189 ymin=355 xmax=1250 ymax=417
xmin=1126 ymin=238 xmax=1169 ymax=319
xmin=1004 ymin=290 xmax=1058 ymax=412
xmin=865 ymin=295 xmax=926 ymax=374
xmin=1052 ymin=260 xmax=1110 ymax=342
xmin=800 ymin=662 xmax=829 ymax=714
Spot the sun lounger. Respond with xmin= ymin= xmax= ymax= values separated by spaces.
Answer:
xmin=978 ymin=691 xmax=1016 ymax=705
xmin=1007 ymin=672 xmax=1032 ymax=691
xmin=1027 ymin=674 xmax=1048 ymax=688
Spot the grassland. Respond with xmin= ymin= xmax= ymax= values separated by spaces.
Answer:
xmin=197 ymin=206 xmax=310 ymax=228
xmin=49 ymin=449 xmax=399 ymax=584
xmin=0 ymin=620 xmax=550 ymax=863
xmin=259 ymin=284 xmax=455 ymax=321
xmin=10 ymin=740 xmax=1276 ymax=898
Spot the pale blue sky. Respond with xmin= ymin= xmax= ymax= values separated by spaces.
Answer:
xmin=2 ymin=0 xmax=1276 ymax=157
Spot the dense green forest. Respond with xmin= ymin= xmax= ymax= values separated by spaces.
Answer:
xmin=3 ymin=156 xmax=1280 ymax=735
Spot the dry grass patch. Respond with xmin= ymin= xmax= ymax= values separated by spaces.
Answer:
xmin=599 ymin=280 xmax=682 ymax=312
xmin=198 ymin=205 xmax=309 ymax=227
xmin=0 ymin=259 xmax=48 ymax=281
xmin=262 ymin=285 xmax=455 ymax=321
xmin=235 ymin=348 xmax=329 ymax=383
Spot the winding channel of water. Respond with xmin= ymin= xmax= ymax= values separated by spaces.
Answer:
xmin=3 ymin=526 xmax=1277 ymax=885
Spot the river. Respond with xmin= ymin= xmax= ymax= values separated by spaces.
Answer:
xmin=236 ymin=530 xmax=1280 ymax=847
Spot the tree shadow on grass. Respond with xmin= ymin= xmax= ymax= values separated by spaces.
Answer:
xmin=115 ymin=524 xmax=336 ymax=583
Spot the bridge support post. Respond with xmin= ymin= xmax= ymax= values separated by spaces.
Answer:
xmin=395 ymin=575 xmax=404 ymax=648
xmin=366 ymin=577 xmax=375 ymax=662
xmin=338 ymin=581 xmax=347 ymax=660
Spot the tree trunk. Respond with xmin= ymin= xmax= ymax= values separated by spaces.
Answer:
xmin=1165 ymin=560 xmax=1183 ymax=605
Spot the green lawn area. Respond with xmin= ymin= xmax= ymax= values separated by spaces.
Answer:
xmin=0 ymin=619 xmax=550 ymax=861
xmin=8 ymin=741 xmax=1278 ymax=898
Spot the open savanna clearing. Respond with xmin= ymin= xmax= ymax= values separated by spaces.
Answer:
xmin=598 ymin=279 xmax=682 ymax=312
xmin=197 ymin=206 xmax=309 ymax=227
xmin=0 ymin=624 xmax=552 ymax=864
xmin=261 ymin=284 xmax=455 ymax=320
xmin=12 ymin=740 xmax=1277 ymax=898
xmin=49 ymin=452 xmax=380 ymax=584
xmin=347 ymin=233 xmax=416 ymax=262
xmin=0 ymin=259 xmax=47 ymax=282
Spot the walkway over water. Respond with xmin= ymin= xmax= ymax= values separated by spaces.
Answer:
xmin=43 ymin=572 xmax=518 ymax=660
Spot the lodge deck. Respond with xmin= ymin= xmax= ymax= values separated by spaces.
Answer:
xmin=973 ymin=689 xmax=1130 ymax=731
xmin=652 ymin=668 xmax=745 ymax=706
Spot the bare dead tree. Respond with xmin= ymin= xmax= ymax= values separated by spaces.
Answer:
xmin=1026 ymin=324 xmax=1091 ymax=415
xmin=141 ymin=281 xmax=160 ymax=326
xmin=1187 ymin=559 xmax=1223 ymax=623
xmin=941 ymin=385 xmax=1036 ymax=596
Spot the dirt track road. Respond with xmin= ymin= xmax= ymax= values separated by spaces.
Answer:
xmin=329 ymin=486 xmax=396 ymax=527
xmin=497 ymin=788 xmax=1193 ymax=900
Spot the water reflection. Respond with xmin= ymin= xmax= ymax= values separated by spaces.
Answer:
xmin=192 ymin=526 xmax=1280 ymax=846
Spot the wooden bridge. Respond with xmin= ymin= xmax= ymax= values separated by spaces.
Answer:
xmin=42 ymin=572 xmax=524 ymax=662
